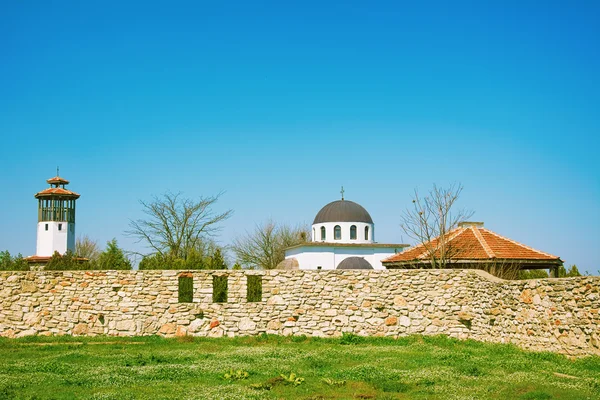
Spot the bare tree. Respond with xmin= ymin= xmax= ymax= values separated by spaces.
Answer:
xmin=400 ymin=183 xmax=473 ymax=268
xmin=127 ymin=192 xmax=233 ymax=259
xmin=75 ymin=235 xmax=100 ymax=261
xmin=232 ymin=220 xmax=310 ymax=270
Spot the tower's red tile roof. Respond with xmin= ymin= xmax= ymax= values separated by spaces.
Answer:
xmin=46 ymin=176 xmax=70 ymax=185
xmin=35 ymin=175 xmax=79 ymax=199
xmin=35 ymin=187 xmax=80 ymax=199
xmin=383 ymin=224 xmax=560 ymax=264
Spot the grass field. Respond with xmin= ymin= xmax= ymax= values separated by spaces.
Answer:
xmin=0 ymin=334 xmax=598 ymax=400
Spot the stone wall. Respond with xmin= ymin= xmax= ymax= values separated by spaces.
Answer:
xmin=0 ymin=269 xmax=598 ymax=356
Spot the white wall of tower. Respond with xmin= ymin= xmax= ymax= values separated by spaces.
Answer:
xmin=36 ymin=221 xmax=75 ymax=257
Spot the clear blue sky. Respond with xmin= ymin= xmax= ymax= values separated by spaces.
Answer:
xmin=1 ymin=1 xmax=598 ymax=272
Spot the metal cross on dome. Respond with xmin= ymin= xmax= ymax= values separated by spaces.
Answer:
xmin=340 ymin=186 xmax=345 ymax=200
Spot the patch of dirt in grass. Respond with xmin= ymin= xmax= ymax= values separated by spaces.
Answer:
xmin=552 ymin=372 xmax=578 ymax=379
xmin=19 ymin=341 xmax=147 ymax=346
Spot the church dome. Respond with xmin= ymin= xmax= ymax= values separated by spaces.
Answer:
xmin=313 ymin=200 xmax=373 ymax=224
xmin=336 ymin=257 xmax=373 ymax=270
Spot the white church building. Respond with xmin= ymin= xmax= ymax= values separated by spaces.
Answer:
xmin=283 ymin=194 xmax=408 ymax=270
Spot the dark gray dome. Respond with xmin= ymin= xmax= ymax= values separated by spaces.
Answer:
xmin=313 ymin=200 xmax=373 ymax=224
xmin=336 ymin=257 xmax=373 ymax=270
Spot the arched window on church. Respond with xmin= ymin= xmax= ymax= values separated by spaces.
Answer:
xmin=321 ymin=226 xmax=326 ymax=241
xmin=313 ymin=228 xmax=315 ymax=240
xmin=334 ymin=225 xmax=341 ymax=240
xmin=365 ymin=226 xmax=369 ymax=240
xmin=350 ymin=225 xmax=357 ymax=240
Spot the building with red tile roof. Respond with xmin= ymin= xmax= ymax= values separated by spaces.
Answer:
xmin=382 ymin=222 xmax=562 ymax=276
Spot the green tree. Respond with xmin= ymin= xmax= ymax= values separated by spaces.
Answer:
xmin=210 ymin=248 xmax=227 ymax=270
xmin=517 ymin=269 xmax=549 ymax=280
xmin=0 ymin=251 xmax=29 ymax=271
xmin=557 ymin=264 xmax=582 ymax=277
xmin=96 ymin=239 xmax=132 ymax=270
xmin=184 ymin=247 xmax=207 ymax=269
xmin=45 ymin=251 xmax=83 ymax=270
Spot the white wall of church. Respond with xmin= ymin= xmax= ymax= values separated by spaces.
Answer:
xmin=311 ymin=222 xmax=375 ymax=244
xmin=36 ymin=222 xmax=75 ymax=257
xmin=286 ymin=245 xmax=400 ymax=270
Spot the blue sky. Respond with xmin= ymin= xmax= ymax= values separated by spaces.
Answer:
xmin=1 ymin=1 xmax=599 ymax=272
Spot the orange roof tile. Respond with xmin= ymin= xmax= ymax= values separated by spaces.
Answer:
xmin=383 ymin=224 xmax=560 ymax=265
xmin=46 ymin=176 xmax=70 ymax=185
xmin=35 ymin=187 xmax=80 ymax=199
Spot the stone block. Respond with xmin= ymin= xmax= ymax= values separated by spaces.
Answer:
xmin=239 ymin=317 xmax=256 ymax=331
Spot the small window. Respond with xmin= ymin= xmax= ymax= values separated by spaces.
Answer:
xmin=246 ymin=275 xmax=262 ymax=302
xmin=58 ymin=223 xmax=62 ymax=231
xmin=178 ymin=275 xmax=193 ymax=303
xmin=350 ymin=225 xmax=357 ymax=240
xmin=45 ymin=224 xmax=48 ymax=231
xmin=365 ymin=226 xmax=369 ymax=240
xmin=334 ymin=225 xmax=341 ymax=240
xmin=212 ymin=275 xmax=228 ymax=303
xmin=313 ymin=228 xmax=315 ymax=240
xmin=317 ymin=266 xmax=322 ymax=270
xmin=320 ymin=226 xmax=326 ymax=240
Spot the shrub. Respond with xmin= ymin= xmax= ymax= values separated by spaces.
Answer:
xmin=0 ymin=251 xmax=29 ymax=271
xmin=44 ymin=251 xmax=85 ymax=270
xmin=178 ymin=275 xmax=193 ymax=303
xmin=212 ymin=275 xmax=228 ymax=303
xmin=246 ymin=275 xmax=262 ymax=302
xmin=340 ymin=333 xmax=363 ymax=345
xmin=139 ymin=248 xmax=226 ymax=270
xmin=95 ymin=239 xmax=131 ymax=270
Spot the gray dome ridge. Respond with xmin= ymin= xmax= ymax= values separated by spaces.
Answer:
xmin=313 ymin=200 xmax=374 ymax=224
xmin=336 ymin=257 xmax=373 ymax=270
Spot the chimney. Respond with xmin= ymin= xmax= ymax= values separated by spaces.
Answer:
xmin=458 ymin=221 xmax=484 ymax=228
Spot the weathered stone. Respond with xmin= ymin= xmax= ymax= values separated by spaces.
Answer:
xmin=399 ymin=316 xmax=411 ymax=327
xmin=458 ymin=311 xmax=474 ymax=321
xmin=16 ymin=329 xmax=36 ymax=338
xmin=188 ymin=318 xmax=205 ymax=332
xmin=116 ymin=320 xmax=135 ymax=331
xmin=73 ymin=323 xmax=89 ymax=335
xmin=21 ymin=281 xmax=37 ymax=293
xmin=385 ymin=316 xmax=398 ymax=326
xmin=239 ymin=317 xmax=256 ymax=331
xmin=520 ymin=289 xmax=533 ymax=304
xmin=267 ymin=295 xmax=284 ymax=305
xmin=267 ymin=320 xmax=282 ymax=330
xmin=332 ymin=315 xmax=348 ymax=325
xmin=158 ymin=323 xmax=176 ymax=336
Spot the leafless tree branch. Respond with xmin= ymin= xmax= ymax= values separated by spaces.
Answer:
xmin=232 ymin=220 xmax=310 ymax=270
xmin=400 ymin=183 xmax=473 ymax=268
xmin=126 ymin=191 xmax=232 ymax=259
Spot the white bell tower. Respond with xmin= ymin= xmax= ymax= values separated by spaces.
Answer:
xmin=34 ymin=174 xmax=80 ymax=257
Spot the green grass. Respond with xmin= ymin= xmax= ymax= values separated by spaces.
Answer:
xmin=0 ymin=334 xmax=598 ymax=400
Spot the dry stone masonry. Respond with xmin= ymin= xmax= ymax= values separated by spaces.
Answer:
xmin=0 ymin=269 xmax=598 ymax=356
